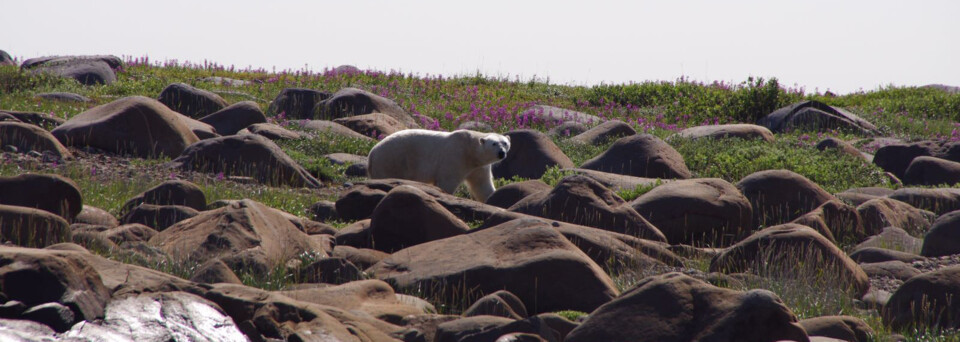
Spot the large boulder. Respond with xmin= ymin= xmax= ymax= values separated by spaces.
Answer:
xmin=148 ymin=199 xmax=327 ymax=266
xmin=889 ymin=187 xmax=960 ymax=216
xmin=369 ymin=218 xmax=620 ymax=314
xmin=872 ymin=140 xmax=940 ymax=179
xmin=508 ymin=175 xmax=667 ymax=242
xmin=492 ymin=129 xmax=574 ymax=179
xmin=791 ymin=199 xmax=865 ymax=244
xmin=238 ymin=122 xmax=302 ymax=140
xmin=367 ymin=185 xmax=469 ymax=253
xmin=62 ymin=291 xmax=247 ymax=341
xmin=797 ymin=316 xmax=874 ymax=342
xmin=569 ymin=120 xmax=635 ymax=145
xmin=854 ymin=227 xmax=924 ymax=256
xmin=562 ymin=168 xmax=664 ymax=193
xmin=523 ymin=105 xmax=601 ymax=125
xmin=315 ymin=87 xmax=417 ymax=128
xmin=710 ymin=224 xmax=870 ymax=297
xmin=0 ymin=205 xmax=71 ymax=248
xmin=198 ymin=101 xmax=267 ymax=135
xmin=21 ymin=55 xmax=122 ymax=70
xmin=166 ymin=134 xmax=321 ymax=188
xmin=835 ymin=187 xmax=893 ymax=206
xmin=902 ymin=156 xmax=960 ymax=186
xmin=479 ymin=212 xmax=683 ymax=273
xmin=0 ymin=174 xmax=82 ymax=222
xmin=298 ymin=120 xmax=376 ymax=141
xmin=0 ymin=122 xmax=72 ymax=159
xmin=0 ymin=49 xmax=14 ymax=66
xmin=279 ymin=279 xmax=433 ymax=323
xmin=51 ymin=96 xmax=200 ymax=158
xmin=120 ymin=180 xmax=207 ymax=215
xmin=565 ymin=272 xmax=809 ymax=342
xmin=630 ymin=178 xmax=752 ymax=246
xmin=736 ymin=169 xmax=837 ymax=226
xmin=883 ymin=265 xmax=960 ymax=330
xmin=121 ymin=204 xmax=199 ymax=231
xmin=676 ymin=124 xmax=775 ymax=142
xmin=267 ymin=88 xmax=331 ymax=119
xmin=921 ymin=210 xmax=960 ymax=257
xmin=485 ymin=180 xmax=552 ymax=209
xmin=75 ymin=205 xmax=119 ymax=228
xmin=463 ymin=290 xmax=528 ymax=320
xmin=204 ymin=283 xmax=416 ymax=341
xmin=0 ymin=110 xmax=65 ymax=129
xmin=856 ymin=198 xmax=935 ymax=237
xmin=333 ymin=112 xmax=406 ymax=139
xmin=336 ymin=178 xmax=506 ymax=223
xmin=580 ymin=134 xmax=692 ymax=179
xmin=0 ymin=246 xmax=111 ymax=324
xmin=25 ymin=57 xmax=117 ymax=85
xmin=757 ymin=100 xmax=879 ymax=135
xmin=157 ymin=83 xmax=229 ymax=118
xmin=35 ymin=92 xmax=92 ymax=103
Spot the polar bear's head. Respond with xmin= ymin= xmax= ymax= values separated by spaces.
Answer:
xmin=480 ymin=133 xmax=511 ymax=163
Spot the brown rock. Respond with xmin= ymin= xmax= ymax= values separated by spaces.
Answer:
xmin=299 ymin=120 xmax=376 ymax=141
xmin=758 ymin=100 xmax=879 ymax=135
xmin=0 ymin=110 xmax=65 ymax=129
xmin=485 ymin=180 xmax=551 ymax=209
xmin=102 ymin=223 xmax=158 ymax=244
xmin=463 ymin=290 xmax=528 ymax=320
xmin=569 ymin=120 xmax=636 ymax=145
xmin=189 ymin=258 xmax=243 ymax=284
xmin=860 ymin=261 xmax=922 ymax=281
xmin=580 ymin=134 xmax=692 ymax=179
xmin=857 ymin=198 xmax=935 ymax=237
xmin=565 ymin=272 xmax=809 ymax=342
xmin=676 ymin=124 xmax=775 ymax=142
xmin=121 ymin=204 xmax=199 ymax=231
xmin=921 ymin=210 xmax=960 ymax=257
xmin=369 ymin=218 xmax=620 ymax=314
xmin=336 ymin=178 xmax=506 ymax=223
xmin=166 ymin=134 xmax=322 ymax=188
xmin=237 ymin=122 xmax=302 ymax=140
xmin=508 ymin=175 xmax=667 ymax=242
xmin=479 ymin=212 xmax=683 ymax=272
xmin=0 ymin=204 xmax=71 ymax=247
xmin=279 ymin=279 xmax=432 ymax=324
xmin=368 ymin=185 xmax=469 ymax=253
xmin=873 ymin=141 xmax=940 ymax=179
xmin=267 ymin=88 xmax=331 ymax=119
xmin=51 ymin=96 xmax=200 ymax=158
xmin=148 ymin=199 xmax=326 ymax=267
xmin=157 ymin=82 xmax=229 ymax=118
xmin=492 ymin=130 xmax=574 ymax=179
xmin=0 ymin=246 xmax=110 ymax=323
xmin=883 ymin=265 xmax=960 ymax=330
xmin=316 ymin=87 xmax=418 ymax=128
xmin=630 ymin=178 xmax=752 ymax=246
xmin=0 ymin=173 xmax=82 ymax=222
xmin=198 ymin=101 xmax=267 ymax=135
xmin=710 ymin=224 xmax=870 ymax=297
xmin=854 ymin=226 xmax=923 ymax=255
xmin=736 ymin=169 xmax=837 ymax=226
xmin=889 ymin=187 xmax=960 ymax=216
xmin=816 ymin=137 xmax=867 ymax=160
xmin=848 ymin=247 xmax=925 ymax=264
xmin=334 ymin=112 xmax=406 ymax=139
xmin=903 ymin=156 xmax=960 ymax=186
xmin=562 ymin=168 xmax=664 ymax=193
xmin=0 ymin=122 xmax=72 ymax=159
xmin=331 ymin=245 xmax=389 ymax=270
xmin=120 ymin=180 xmax=207 ymax=214
xmin=835 ymin=187 xmax=893 ymax=206
xmin=798 ymin=315 xmax=874 ymax=342
xmin=791 ymin=199 xmax=865 ymax=244
xmin=74 ymin=205 xmax=118 ymax=228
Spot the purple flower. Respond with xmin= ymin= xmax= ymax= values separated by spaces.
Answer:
xmin=216 ymin=172 xmax=225 ymax=181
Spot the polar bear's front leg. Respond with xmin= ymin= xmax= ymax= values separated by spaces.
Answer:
xmin=465 ymin=164 xmax=496 ymax=202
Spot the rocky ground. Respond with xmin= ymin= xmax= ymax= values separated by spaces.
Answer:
xmin=2 ymin=53 xmax=960 ymax=341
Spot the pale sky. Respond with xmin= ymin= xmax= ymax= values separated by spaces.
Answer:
xmin=3 ymin=0 xmax=957 ymax=94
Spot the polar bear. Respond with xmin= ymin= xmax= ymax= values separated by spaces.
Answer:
xmin=367 ymin=129 xmax=511 ymax=202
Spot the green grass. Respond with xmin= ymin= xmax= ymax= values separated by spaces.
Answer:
xmin=673 ymin=135 xmax=892 ymax=193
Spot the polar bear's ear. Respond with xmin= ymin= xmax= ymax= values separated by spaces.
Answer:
xmin=504 ymin=135 xmax=511 ymax=143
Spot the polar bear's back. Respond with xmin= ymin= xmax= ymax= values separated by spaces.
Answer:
xmin=367 ymin=129 xmax=454 ymax=181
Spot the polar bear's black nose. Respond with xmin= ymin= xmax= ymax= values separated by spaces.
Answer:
xmin=498 ymin=150 xmax=506 ymax=159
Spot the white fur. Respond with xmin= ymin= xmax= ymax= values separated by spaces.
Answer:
xmin=367 ymin=129 xmax=511 ymax=201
